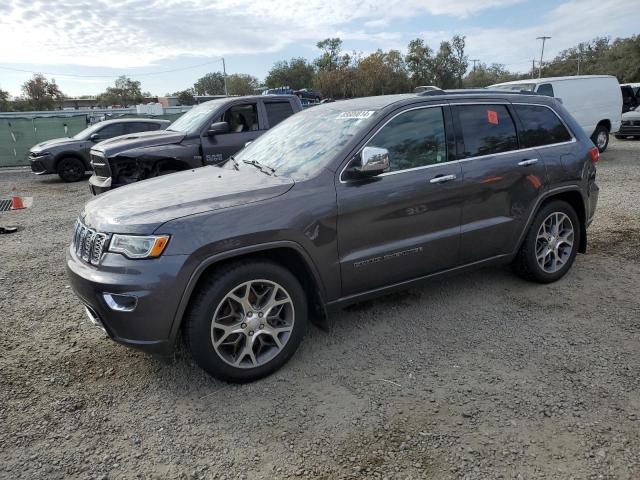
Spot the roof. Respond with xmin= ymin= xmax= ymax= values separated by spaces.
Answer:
xmin=492 ymin=75 xmax=617 ymax=86
xmin=101 ymin=118 xmax=170 ymax=124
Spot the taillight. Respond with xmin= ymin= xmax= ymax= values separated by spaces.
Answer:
xmin=589 ymin=146 xmax=600 ymax=164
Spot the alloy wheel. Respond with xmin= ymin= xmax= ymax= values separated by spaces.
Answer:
xmin=210 ymin=280 xmax=295 ymax=368
xmin=535 ymin=212 xmax=574 ymax=273
xmin=596 ymin=130 xmax=608 ymax=150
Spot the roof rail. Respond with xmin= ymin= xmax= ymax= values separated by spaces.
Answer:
xmin=417 ymin=88 xmax=541 ymax=97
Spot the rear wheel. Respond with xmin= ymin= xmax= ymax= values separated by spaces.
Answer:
xmin=512 ymin=200 xmax=581 ymax=283
xmin=57 ymin=157 xmax=85 ymax=182
xmin=591 ymin=125 xmax=609 ymax=153
xmin=184 ymin=261 xmax=308 ymax=383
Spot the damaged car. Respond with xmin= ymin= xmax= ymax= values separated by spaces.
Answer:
xmin=88 ymin=95 xmax=303 ymax=194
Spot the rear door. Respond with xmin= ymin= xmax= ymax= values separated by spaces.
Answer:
xmin=336 ymin=104 xmax=463 ymax=296
xmin=200 ymin=102 xmax=262 ymax=164
xmin=453 ymin=102 xmax=547 ymax=263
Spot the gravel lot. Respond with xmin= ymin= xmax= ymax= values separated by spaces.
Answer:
xmin=1 ymin=138 xmax=639 ymax=480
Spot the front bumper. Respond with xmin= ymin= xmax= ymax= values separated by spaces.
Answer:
xmin=66 ymin=246 xmax=191 ymax=356
xmin=618 ymin=124 xmax=640 ymax=137
xmin=29 ymin=154 xmax=54 ymax=174
xmin=88 ymin=174 xmax=112 ymax=195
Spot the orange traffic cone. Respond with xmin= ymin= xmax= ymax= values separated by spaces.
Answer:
xmin=10 ymin=184 xmax=25 ymax=210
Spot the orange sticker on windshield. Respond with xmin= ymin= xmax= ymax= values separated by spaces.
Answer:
xmin=487 ymin=110 xmax=498 ymax=124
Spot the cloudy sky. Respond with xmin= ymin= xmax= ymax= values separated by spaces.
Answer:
xmin=0 ymin=0 xmax=636 ymax=97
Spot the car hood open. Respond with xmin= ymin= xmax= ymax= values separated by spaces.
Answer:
xmin=92 ymin=130 xmax=186 ymax=157
xmin=82 ymin=166 xmax=294 ymax=234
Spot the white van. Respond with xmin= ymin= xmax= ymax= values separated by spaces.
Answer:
xmin=490 ymin=75 xmax=622 ymax=152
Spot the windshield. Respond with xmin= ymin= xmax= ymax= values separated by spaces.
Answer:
xmin=72 ymin=122 xmax=103 ymax=140
xmin=491 ymin=83 xmax=536 ymax=92
xmin=167 ymin=101 xmax=222 ymax=133
xmin=233 ymin=105 xmax=376 ymax=179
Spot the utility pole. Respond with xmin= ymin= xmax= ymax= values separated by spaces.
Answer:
xmin=531 ymin=59 xmax=536 ymax=77
xmin=536 ymin=36 xmax=551 ymax=79
xmin=221 ymin=57 xmax=228 ymax=96
xmin=471 ymin=59 xmax=480 ymax=72
xmin=576 ymin=56 xmax=581 ymax=75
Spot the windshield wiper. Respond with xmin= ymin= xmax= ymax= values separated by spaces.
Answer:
xmin=242 ymin=159 xmax=276 ymax=176
xmin=227 ymin=155 xmax=240 ymax=171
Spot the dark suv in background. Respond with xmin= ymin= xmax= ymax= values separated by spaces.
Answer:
xmin=29 ymin=118 xmax=169 ymax=182
xmin=88 ymin=95 xmax=302 ymax=194
xmin=67 ymin=90 xmax=599 ymax=382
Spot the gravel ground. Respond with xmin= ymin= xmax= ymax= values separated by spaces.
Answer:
xmin=1 ymin=139 xmax=639 ymax=480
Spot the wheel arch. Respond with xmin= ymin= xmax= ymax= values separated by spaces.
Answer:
xmin=515 ymin=187 xmax=587 ymax=256
xmin=596 ymin=119 xmax=611 ymax=132
xmin=169 ymin=241 xmax=328 ymax=346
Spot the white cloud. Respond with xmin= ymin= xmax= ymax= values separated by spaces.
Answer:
xmin=0 ymin=0 xmax=521 ymax=68
xmin=420 ymin=0 xmax=637 ymax=73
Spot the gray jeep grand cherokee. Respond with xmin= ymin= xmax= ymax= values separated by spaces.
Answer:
xmin=67 ymin=90 xmax=600 ymax=382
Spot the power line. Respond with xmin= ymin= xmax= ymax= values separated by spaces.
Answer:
xmin=0 ymin=58 xmax=225 ymax=79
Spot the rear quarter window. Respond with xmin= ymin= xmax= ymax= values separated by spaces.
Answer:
xmin=513 ymin=104 xmax=572 ymax=148
xmin=536 ymin=83 xmax=554 ymax=97
xmin=265 ymin=102 xmax=295 ymax=128
xmin=453 ymin=104 xmax=518 ymax=158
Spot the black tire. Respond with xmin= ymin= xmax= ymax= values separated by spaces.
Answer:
xmin=511 ymin=200 xmax=581 ymax=284
xmin=57 ymin=157 xmax=86 ymax=182
xmin=184 ymin=260 xmax=308 ymax=383
xmin=591 ymin=125 xmax=609 ymax=153
xmin=614 ymin=134 xmax=625 ymax=140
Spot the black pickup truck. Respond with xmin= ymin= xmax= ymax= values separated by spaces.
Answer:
xmin=88 ymin=95 xmax=302 ymax=194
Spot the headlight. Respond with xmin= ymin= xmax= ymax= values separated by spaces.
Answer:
xmin=30 ymin=151 xmax=50 ymax=157
xmin=108 ymin=234 xmax=170 ymax=259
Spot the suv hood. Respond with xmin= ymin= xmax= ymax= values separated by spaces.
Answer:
xmin=31 ymin=137 xmax=84 ymax=152
xmin=91 ymin=130 xmax=185 ymax=157
xmin=82 ymin=166 xmax=294 ymax=234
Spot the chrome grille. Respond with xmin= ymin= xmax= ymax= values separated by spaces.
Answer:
xmin=72 ymin=220 xmax=109 ymax=265
xmin=90 ymin=151 xmax=111 ymax=177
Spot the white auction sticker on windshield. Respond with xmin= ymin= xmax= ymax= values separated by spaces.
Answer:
xmin=337 ymin=111 xmax=375 ymax=120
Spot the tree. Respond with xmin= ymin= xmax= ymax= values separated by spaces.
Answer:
xmin=405 ymin=38 xmax=434 ymax=87
xmin=0 ymin=86 xmax=9 ymax=111
xmin=175 ymin=89 xmax=195 ymax=105
xmin=21 ymin=74 xmax=64 ymax=110
xmin=315 ymin=38 xmax=343 ymax=71
xmin=450 ymin=35 xmax=469 ymax=88
xmin=96 ymin=76 xmax=143 ymax=107
xmin=193 ymin=72 xmax=226 ymax=95
xmin=226 ymin=73 xmax=259 ymax=96
xmin=464 ymin=63 xmax=519 ymax=87
xmin=265 ymin=58 xmax=315 ymax=89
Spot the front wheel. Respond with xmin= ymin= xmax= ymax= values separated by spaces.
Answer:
xmin=592 ymin=125 xmax=609 ymax=153
xmin=512 ymin=200 xmax=581 ymax=283
xmin=57 ymin=157 xmax=86 ymax=182
xmin=184 ymin=261 xmax=308 ymax=383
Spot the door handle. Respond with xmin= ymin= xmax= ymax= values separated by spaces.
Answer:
xmin=518 ymin=158 xmax=539 ymax=166
xmin=429 ymin=174 xmax=457 ymax=184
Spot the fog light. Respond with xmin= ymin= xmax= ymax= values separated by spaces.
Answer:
xmin=103 ymin=293 xmax=138 ymax=312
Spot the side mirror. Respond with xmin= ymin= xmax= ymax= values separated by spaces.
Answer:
xmin=350 ymin=146 xmax=390 ymax=177
xmin=208 ymin=121 xmax=230 ymax=136
xmin=89 ymin=133 xmax=101 ymax=142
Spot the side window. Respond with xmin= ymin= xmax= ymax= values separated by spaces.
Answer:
xmin=265 ymin=102 xmax=295 ymax=128
xmin=125 ymin=122 xmax=160 ymax=134
xmin=368 ymin=107 xmax=447 ymax=172
xmin=536 ymin=83 xmax=554 ymax=97
xmin=454 ymin=105 xmax=518 ymax=158
xmin=97 ymin=123 xmax=125 ymax=139
xmin=221 ymin=104 xmax=258 ymax=133
xmin=514 ymin=104 xmax=572 ymax=148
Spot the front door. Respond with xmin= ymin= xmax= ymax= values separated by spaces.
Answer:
xmin=451 ymin=103 xmax=548 ymax=263
xmin=201 ymin=102 xmax=262 ymax=165
xmin=336 ymin=105 xmax=464 ymax=296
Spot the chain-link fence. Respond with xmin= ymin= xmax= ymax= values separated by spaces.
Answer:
xmin=0 ymin=110 xmax=186 ymax=167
